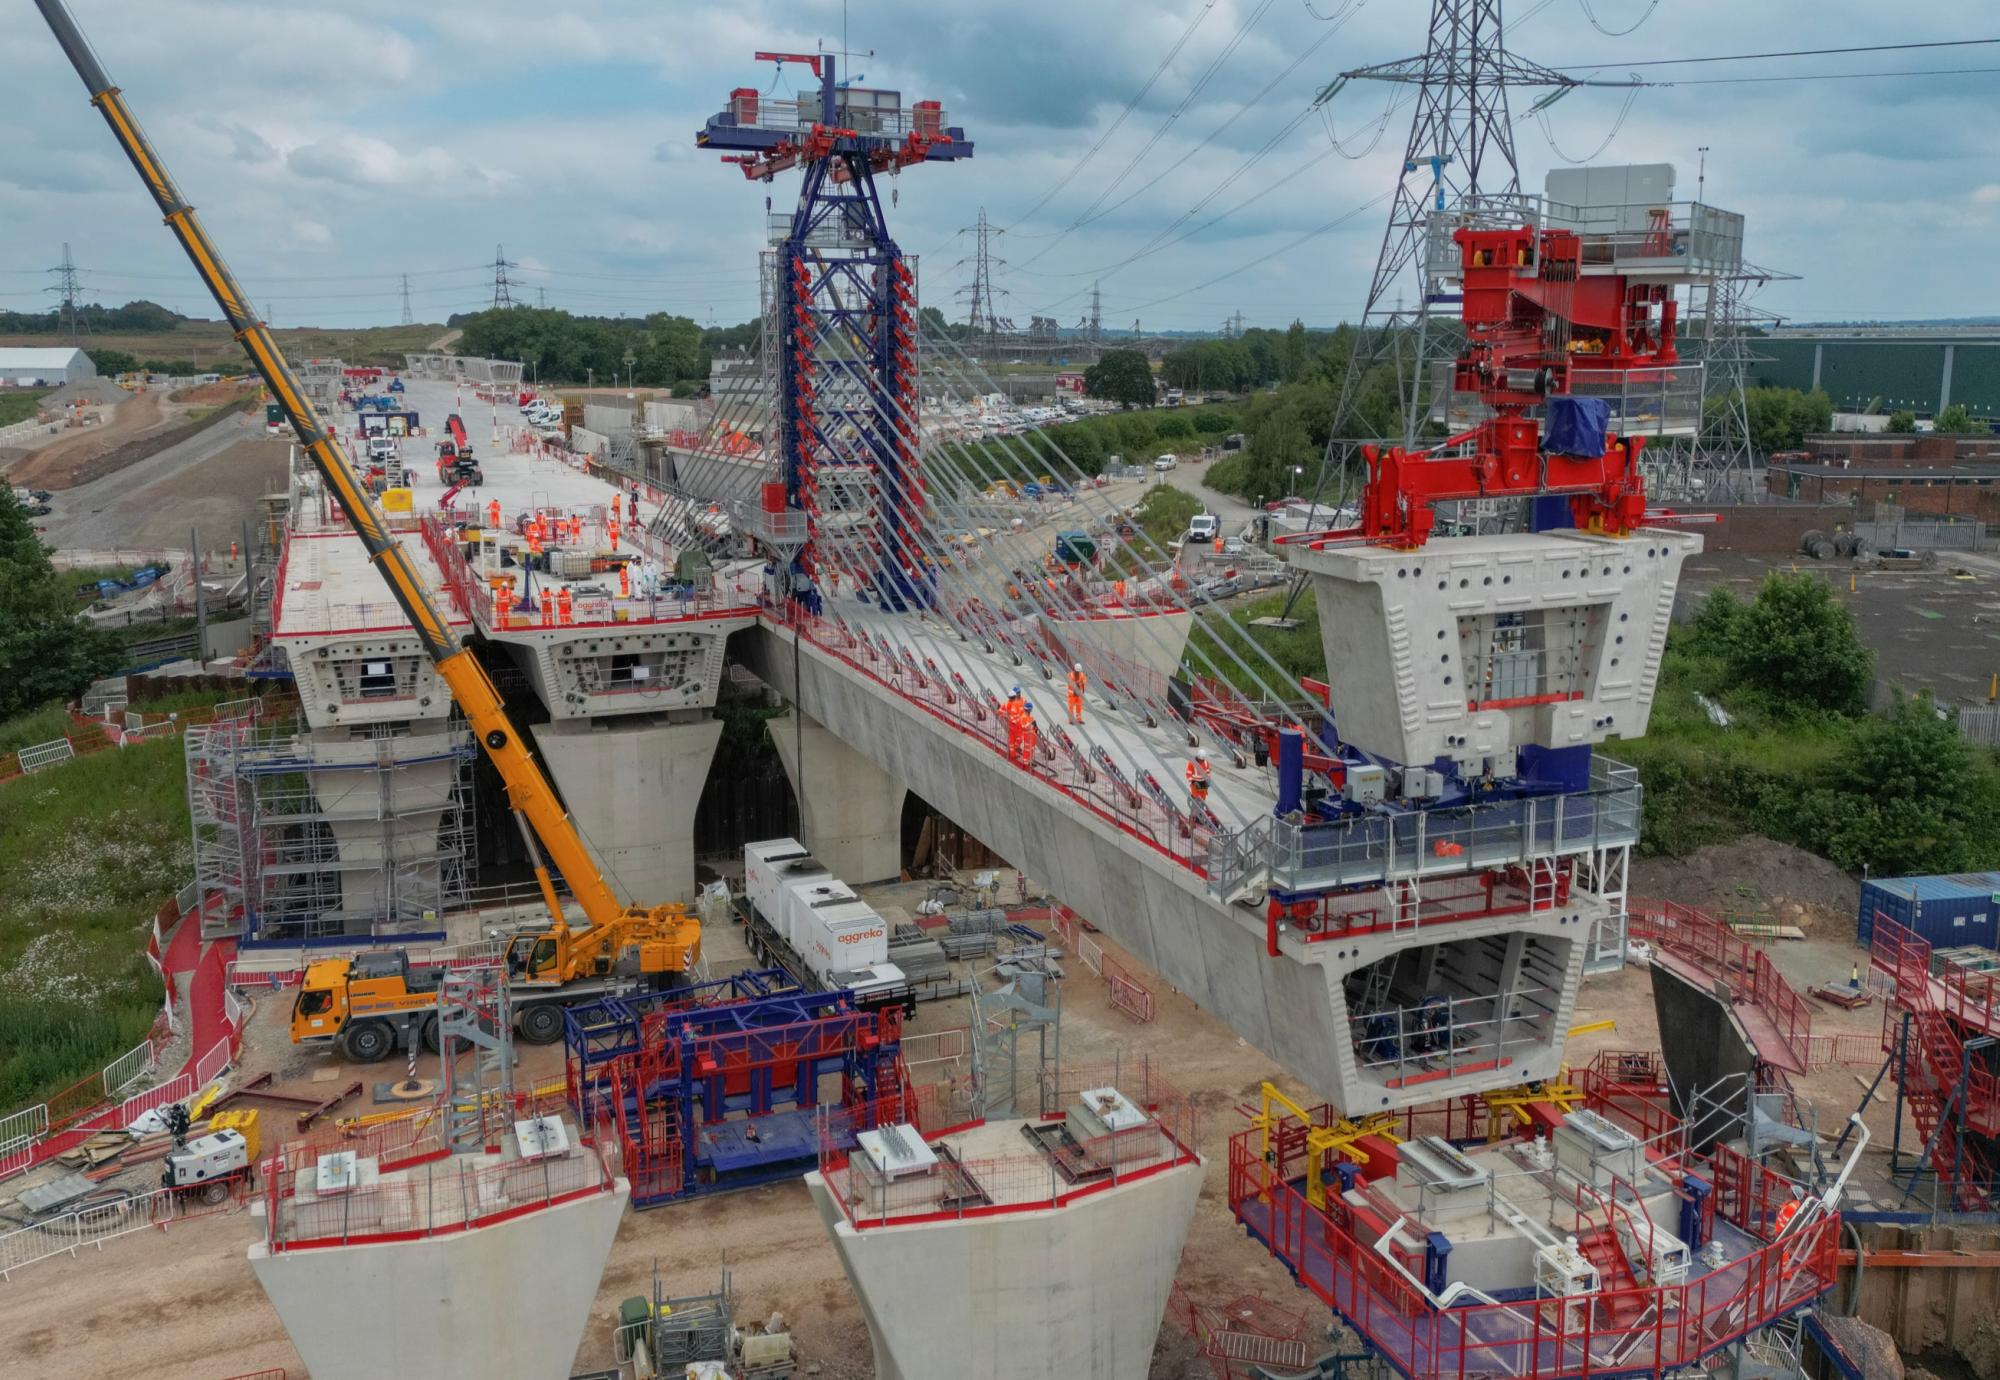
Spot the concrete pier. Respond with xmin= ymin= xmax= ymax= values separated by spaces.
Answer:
xmin=767 ymin=709 xmax=906 ymax=884
xmin=533 ymin=713 xmax=724 ymax=902
xmin=248 ymin=1138 xmax=628 ymax=1380
xmin=806 ymin=1102 xmax=1204 ymax=1380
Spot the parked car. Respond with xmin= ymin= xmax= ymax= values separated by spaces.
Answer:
xmin=1153 ymin=454 xmax=1178 ymax=471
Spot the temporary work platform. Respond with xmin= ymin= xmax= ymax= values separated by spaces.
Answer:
xmin=1229 ymin=1050 xmax=1842 ymax=1379
xmin=565 ymin=975 xmax=908 ymax=1207
xmin=185 ymin=711 xmax=474 ymax=944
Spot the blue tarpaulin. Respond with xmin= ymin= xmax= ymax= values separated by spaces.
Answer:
xmin=1543 ymin=394 xmax=1610 ymax=458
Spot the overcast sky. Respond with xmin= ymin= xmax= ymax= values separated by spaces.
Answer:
xmin=7 ymin=0 xmax=1996 ymax=332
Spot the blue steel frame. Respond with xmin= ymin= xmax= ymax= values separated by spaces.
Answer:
xmin=565 ymin=976 xmax=904 ymax=1208
xmin=700 ymin=55 xmax=972 ymax=614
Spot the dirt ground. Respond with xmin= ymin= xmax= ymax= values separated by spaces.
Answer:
xmin=79 ymin=433 xmax=289 ymax=551
xmin=2 ymin=390 xmax=166 ymax=489
xmin=1633 ymin=837 xmax=1861 ymax=940
xmin=0 ymin=848 xmax=1927 ymax=1379
xmin=1676 ymin=549 xmax=2000 ymax=709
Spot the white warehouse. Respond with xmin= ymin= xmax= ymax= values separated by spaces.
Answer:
xmin=0 ymin=346 xmax=96 ymax=387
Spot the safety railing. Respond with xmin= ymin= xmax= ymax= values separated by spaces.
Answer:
xmin=0 ymin=1175 xmax=248 ymax=1280
xmin=1230 ymin=759 xmax=1642 ymax=899
xmin=1804 ymin=1033 xmax=1883 ymax=1072
xmin=1631 ymin=897 xmax=1813 ymax=1071
xmin=1870 ymin=911 xmax=2000 ymax=1137
xmin=1228 ymin=1126 xmax=1837 ymax=1378
xmin=776 ymin=607 xmax=1220 ymax=879
xmin=1350 ymin=984 xmax=1561 ymax=1092
xmin=264 ymin=1135 xmax=614 ymax=1252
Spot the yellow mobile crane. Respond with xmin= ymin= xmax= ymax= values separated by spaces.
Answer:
xmin=33 ymin=0 xmax=701 ymax=1060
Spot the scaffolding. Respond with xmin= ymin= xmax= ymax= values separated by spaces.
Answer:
xmin=186 ymin=711 xmax=476 ymax=943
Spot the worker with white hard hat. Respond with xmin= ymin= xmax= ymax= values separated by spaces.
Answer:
xmin=1186 ymin=749 xmax=1211 ymax=808
xmin=1066 ymin=661 xmax=1088 ymax=725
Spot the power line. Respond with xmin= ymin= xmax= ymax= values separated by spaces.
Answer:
xmin=1002 ymin=0 xmax=1220 ymax=229
xmin=1661 ymin=65 xmax=2000 ymax=87
xmin=1553 ymin=35 xmax=2000 ymax=70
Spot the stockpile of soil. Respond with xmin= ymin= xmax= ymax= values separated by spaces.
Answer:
xmin=169 ymin=380 xmax=253 ymax=406
xmin=1631 ymin=836 xmax=1860 ymax=939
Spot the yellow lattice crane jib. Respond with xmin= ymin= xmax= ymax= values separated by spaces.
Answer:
xmin=1254 ymin=1081 xmax=1403 ymax=1210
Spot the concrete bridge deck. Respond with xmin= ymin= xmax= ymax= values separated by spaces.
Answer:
xmin=742 ymin=602 xmax=1601 ymax=1113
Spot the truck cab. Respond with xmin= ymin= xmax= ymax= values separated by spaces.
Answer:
xmin=290 ymin=950 xmax=441 ymax=1058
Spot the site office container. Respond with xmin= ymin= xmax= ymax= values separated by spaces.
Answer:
xmin=1858 ymin=872 xmax=2000 ymax=949
xmin=743 ymin=838 xmax=828 ymax=936
xmin=782 ymin=882 xmax=889 ymax=981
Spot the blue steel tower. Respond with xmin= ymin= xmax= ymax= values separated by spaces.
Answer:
xmin=699 ymin=52 xmax=973 ymax=612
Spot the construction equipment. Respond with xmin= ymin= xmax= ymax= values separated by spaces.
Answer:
xmin=436 ymin=411 xmax=483 ymax=485
xmin=158 ymin=1102 xmax=252 ymax=1205
xmin=34 ymin=0 xmax=702 ymax=1045
xmin=291 ymin=902 xmax=706 ymax=1058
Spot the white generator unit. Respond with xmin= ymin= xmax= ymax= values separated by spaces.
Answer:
xmin=744 ymin=838 xmax=829 ymax=936
xmin=784 ymin=883 xmax=888 ymax=979
xmin=161 ymin=1128 xmax=249 ymax=1202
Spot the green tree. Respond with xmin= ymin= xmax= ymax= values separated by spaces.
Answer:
xmin=0 ymin=491 xmax=122 ymax=720
xmin=1885 ymin=410 xmax=1917 ymax=433
xmin=1279 ymin=320 xmax=1310 ymax=383
xmin=1743 ymin=386 xmax=1833 ymax=453
xmin=1793 ymin=696 xmax=1995 ymax=874
xmin=1934 ymin=403 xmax=1985 ymax=434
xmin=85 ymin=347 xmax=139 ymax=375
xmin=1083 ymin=349 xmax=1156 ymax=407
xmin=1723 ymin=572 xmax=1874 ymax=716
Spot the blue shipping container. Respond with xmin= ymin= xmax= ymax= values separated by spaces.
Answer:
xmin=1858 ymin=872 xmax=2000 ymax=951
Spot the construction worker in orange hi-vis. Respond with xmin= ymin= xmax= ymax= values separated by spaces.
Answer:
xmin=527 ymin=528 xmax=543 ymax=559
xmin=1066 ymin=662 xmax=1087 ymax=724
xmin=618 ymin=563 xmax=631 ymax=597
xmin=1213 ymin=534 xmax=1224 ymax=555
xmin=1186 ymin=749 xmax=1211 ymax=808
xmin=1003 ymin=686 xmax=1024 ymax=759
xmin=538 ymin=592 xmax=553 ymax=627
xmin=1018 ymin=702 xmax=1039 ymax=766
xmin=609 ymin=516 xmax=621 ymax=551
xmin=487 ymin=498 xmax=501 ymax=529
xmin=556 ymin=585 xmax=574 ymax=626
xmin=627 ymin=490 xmax=639 ymax=525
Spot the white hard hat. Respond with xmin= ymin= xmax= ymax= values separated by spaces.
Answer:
xmin=1073 ymin=662 xmax=1083 ymax=672
xmin=1197 ymin=749 xmax=1208 ymax=761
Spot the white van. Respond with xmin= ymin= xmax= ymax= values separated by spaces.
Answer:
xmin=1188 ymin=512 xmax=1220 ymax=543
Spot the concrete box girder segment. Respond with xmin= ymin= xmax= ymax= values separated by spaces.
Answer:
xmin=742 ymin=623 xmax=1594 ymax=1113
xmin=1288 ymin=528 xmax=1699 ymax=769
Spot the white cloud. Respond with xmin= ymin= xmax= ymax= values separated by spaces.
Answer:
xmin=7 ymin=0 xmax=1995 ymax=328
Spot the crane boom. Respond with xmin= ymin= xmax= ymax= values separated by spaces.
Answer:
xmin=35 ymin=0 xmax=695 ymax=967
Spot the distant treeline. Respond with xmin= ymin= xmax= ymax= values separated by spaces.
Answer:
xmin=0 ymin=300 xmax=185 ymax=334
xmin=446 ymin=307 xmax=759 ymax=393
